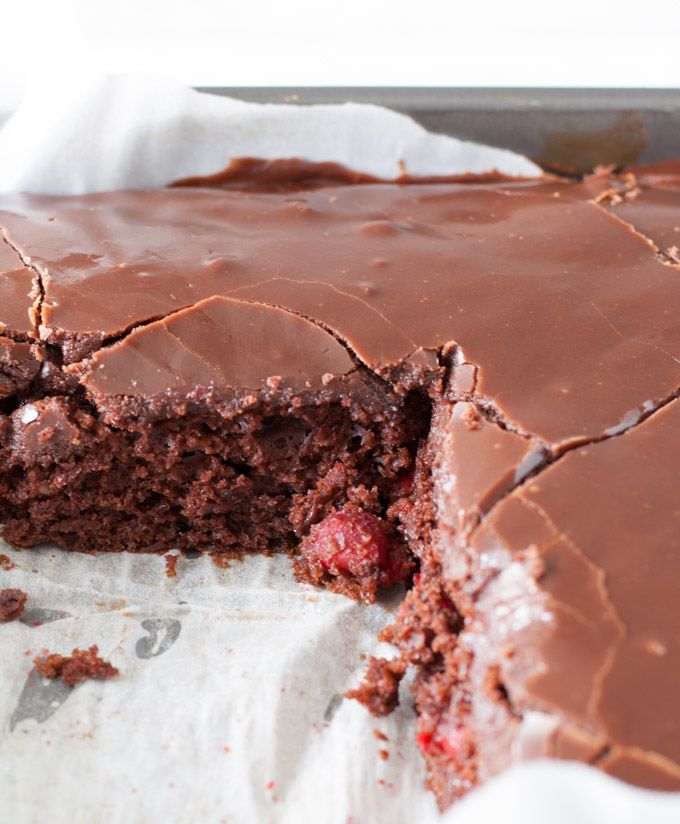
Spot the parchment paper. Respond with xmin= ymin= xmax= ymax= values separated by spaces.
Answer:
xmin=1 ymin=75 xmax=679 ymax=824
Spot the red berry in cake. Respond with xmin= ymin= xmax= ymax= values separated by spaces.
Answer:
xmin=303 ymin=510 xmax=391 ymax=577
xmin=416 ymin=730 xmax=435 ymax=753
xmin=296 ymin=507 xmax=414 ymax=602
xmin=417 ymin=722 xmax=471 ymax=760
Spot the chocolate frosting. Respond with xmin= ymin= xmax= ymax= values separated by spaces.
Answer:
xmin=607 ymin=186 xmax=680 ymax=262
xmin=2 ymin=181 xmax=680 ymax=447
xmin=75 ymin=294 xmax=355 ymax=397
xmin=458 ymin=397 xmax=680 ymax=788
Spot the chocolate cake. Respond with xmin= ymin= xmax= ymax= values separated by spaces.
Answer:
xmin=1 ymin=162 xmax=680 ymax=806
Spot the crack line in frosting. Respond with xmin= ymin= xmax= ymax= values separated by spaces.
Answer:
xmin=223 ymin=275 xmax=421 ymax=354
xmin=0 ymin=226 xmax=45 ymax=340
xmin=161 ymin=297 xmax=362 ymax=387
xmin=192 ymin=295 xmax=378 ymax=375
xmin=64 ymin=276 xmax=420 ymax=374
xmin=588 ymin=743 xmax=612 ymax=766
xmin=456 ymin=409 xmax=680 ymax=778
xmin=462 ymin=384 xmax=680 ymax=543
xmin=585 ymin=296 xmax=680 ymax=367
xmin=161 ymin=314 xmax=240 ymax=381
xmin=513 ymin=492 xmax=627 ymax=729
xmin=595 ymin=744 xmax=680 ymax=779
xmin=71 ymin=293 xmax=375 ymax=390
xmin=458 ymin=493 xmax=628 ymax=776
xmin=590 ymin=193 xmax=680 ymax=272
xmin=461 ymin=396 xmax=539 ymax=444
xmin=94 ymin=306 xmax=199 ymax=357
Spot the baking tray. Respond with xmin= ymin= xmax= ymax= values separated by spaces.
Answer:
xmin=199 ymin=87 xmax=680 ymax=174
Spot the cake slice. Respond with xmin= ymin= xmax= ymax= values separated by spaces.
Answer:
xmin=1 ymin=171 xmax=680 ymax=805
xmin=385 ymin=391 xmax=680 ymax=806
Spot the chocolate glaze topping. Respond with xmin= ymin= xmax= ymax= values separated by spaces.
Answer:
xmin=452 ymin=398 xmax=680 ymax=789
xmin=2 ymin=181 xmax=680 ymax=444
xmin=1 ymin=162 xmax=680 ymax=795
xmin=605 ymin=185 xmax=680 ymax=263
xmin=75 ymin=294 xmax=356 ymax=398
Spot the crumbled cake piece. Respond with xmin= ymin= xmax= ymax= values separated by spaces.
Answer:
xmin=0 ymin=587 xmax=27 ymax=622
xmin=346 ymin=655 xmax=406 ymax=716
xmin=34 ymin=644 xmax=119 ymax=686
xmin=164 ymin=553 xmax=179 ymax=578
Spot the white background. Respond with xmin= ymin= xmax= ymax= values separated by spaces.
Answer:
xmin=2 ymin=0 xmax=680 ymax=119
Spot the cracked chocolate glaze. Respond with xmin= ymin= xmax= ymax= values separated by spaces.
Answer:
xmin=71 ymin=294 xmax=356 ymax=399
xmin=2 ymin=166 xmax=680 ymax=794
xmin=0 ymin=235 xmax=37 ymax=337
xmin=605 ymin=186 xmax=680 ymax=264
xmin=1 ymin=180 xmax=680 ymax=443
xmin=443 ymin=396 xmax=680 ymax=789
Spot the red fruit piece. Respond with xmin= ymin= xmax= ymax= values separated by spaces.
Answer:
xmin=417 ymin=722 xmax=472 ymax=760
xmin=416 ymin=730 xmax=435 ymax=752
xmin=303 ymin=510 xmax=391 ymax=577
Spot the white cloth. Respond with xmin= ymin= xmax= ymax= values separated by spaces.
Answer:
xmin=0 ymin=73 xmax=539 ymax=194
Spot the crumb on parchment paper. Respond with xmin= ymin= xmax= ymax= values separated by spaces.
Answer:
xmin=34 ymin=644 xmax=119 ymax=686
xmin=0 ymin=588 xmax=27 ymax=622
